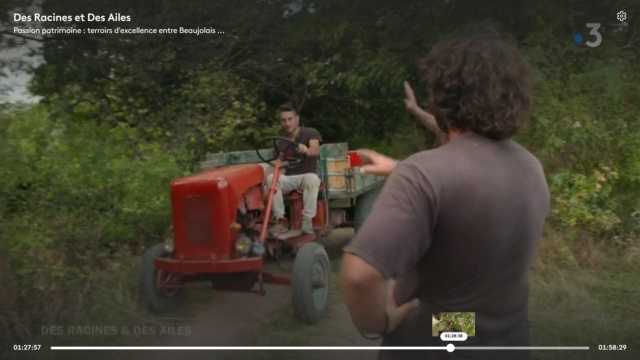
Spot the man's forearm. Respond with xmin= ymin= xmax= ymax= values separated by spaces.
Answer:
xmin=409 ymin=107 xmax=449 ymax=147
xmin=342 ymin=279 xmax=387 ymax=333
xmin=409 ymin=106 xmax=440 ymax=134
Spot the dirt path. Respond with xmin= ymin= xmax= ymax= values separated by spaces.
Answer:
xmin=114 ymin=228 xmax=381 ymax=360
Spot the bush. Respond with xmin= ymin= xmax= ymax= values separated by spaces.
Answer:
xmin=548 ymin=168 xmax=621 ymax=234
xmin=517 ymin=44 xmax=640 ymax=243
xmin=0 ymin=104 xmax=186 ymax=350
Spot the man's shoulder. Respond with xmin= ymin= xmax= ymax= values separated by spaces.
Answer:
xmin=401 ymin=133 xmax=545 ymax=184
xmin=301 ymin=126 xmax=321 ymax=135
xmin=300 ymin=127 xmax=322 ymax=141
xmin=402 ymin=148 xmax=448 ymax=173
xmin=408 ymin=132 xmax=539 ymax=162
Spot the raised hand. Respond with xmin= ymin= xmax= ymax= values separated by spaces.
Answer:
xmin=356 ymin=149 xmax=398 ymax=177
xmin=403 ymin=81 xmax=418 ymax=113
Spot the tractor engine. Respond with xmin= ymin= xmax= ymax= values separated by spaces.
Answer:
xmin=233 ymin=203 xmax=266 ymax=258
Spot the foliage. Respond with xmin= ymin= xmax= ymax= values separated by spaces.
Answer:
xmin=0 ymin=105 xmax=185 ymax=350
xmin=516 ymin=36 xmax=640 ymax=239
xmin=161 ymin=66 xmax=278 ymax=169
xmin=547 ymin=169 xmax=621 ymax=234
xmin=0 ymin=0 xmax=639 ymax=352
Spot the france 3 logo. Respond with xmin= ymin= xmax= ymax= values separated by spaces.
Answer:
xmin=573 ymin=23 xmax=602 ymax=48
xmin=573 ymin=11 xmax=628 ymax=48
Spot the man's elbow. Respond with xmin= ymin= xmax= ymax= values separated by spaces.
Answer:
xmin=339 ymin=254 xmax=385 ymax=295
xmin=340 ymin=254 xmax=371 ymax=286
xmin=339 ymin=258 xmax=386 ymax=333
xmin=340 ymin=263 xmax=364 ymax=291
xmin=339 ymin=270 xmax=371 ymax=331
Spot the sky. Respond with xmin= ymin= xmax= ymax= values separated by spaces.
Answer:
xmin=2 ymin=0 xmax=45 ymax=103
xmin=0 ymin=45 xmax=41 ymax=103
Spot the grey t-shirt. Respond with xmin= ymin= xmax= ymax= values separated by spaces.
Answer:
xmin=344 ymin=132 xmax=550 ymax=360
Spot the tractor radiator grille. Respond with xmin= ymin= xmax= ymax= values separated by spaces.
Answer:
xmin=183 ymin=195 xmax=213 ymax=245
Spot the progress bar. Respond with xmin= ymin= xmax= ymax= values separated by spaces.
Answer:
xmin=51 ymin=346 xmax=591 ymax=351
xmin=456 ymin=347 xmax=590 ymax=350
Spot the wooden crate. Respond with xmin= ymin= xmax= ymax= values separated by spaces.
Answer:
xmin=326 ymin=156 xmax=351 ymax=193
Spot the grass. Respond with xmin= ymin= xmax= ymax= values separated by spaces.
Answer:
xmin=0 ymin=262 xmax=223 ymax=360
xmin=528 ymin=262 xmax=640 ymax=360
xmin=7 ymin=233 xmax=637 ymax=360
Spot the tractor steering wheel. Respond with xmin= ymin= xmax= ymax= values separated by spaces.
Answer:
xmin=256 ymin=136 xmax=305 ymax=168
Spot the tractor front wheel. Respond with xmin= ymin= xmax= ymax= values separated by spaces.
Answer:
xmin=139 ymin=243 xmax=187 ymax=313
xmin=292 ymin=242 xmax=331 ymax=324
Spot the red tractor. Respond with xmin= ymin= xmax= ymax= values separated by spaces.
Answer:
xmin=138 ymin=138 xmax=383 ymax=324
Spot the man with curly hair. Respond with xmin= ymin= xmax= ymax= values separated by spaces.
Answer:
xmin=340 ymin=25 xmax=550 ymax=360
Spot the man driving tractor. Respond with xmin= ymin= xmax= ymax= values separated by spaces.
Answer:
xmin=266 ymin=103 xmax=323 ymax=235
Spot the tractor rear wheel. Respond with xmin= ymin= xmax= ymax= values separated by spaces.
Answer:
xmin=292 ymin=242 xmax=331 ymax=324
xmin=139 ymin=243 xmax=187 ymax=313
xmin=354 ymin=186 xmax=382 ymax=233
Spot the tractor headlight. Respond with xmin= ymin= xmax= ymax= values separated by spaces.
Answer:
xmin=235 ymin=233 xmax=252 ymax=255
xmin=164 ymin=227 xmax=175 ymax=253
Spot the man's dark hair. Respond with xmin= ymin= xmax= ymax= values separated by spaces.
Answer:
xmin=420 ymin=25 xmax=533 ymax=140
xmin=279 ymin=103 xmax=297 ymax=114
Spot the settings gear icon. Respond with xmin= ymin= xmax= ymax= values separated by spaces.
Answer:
xmin=617 ymin=11 xmax=627 ymax=22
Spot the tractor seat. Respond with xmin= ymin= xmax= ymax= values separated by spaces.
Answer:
xmin=285 ymin=182 xmax=326 ymax=201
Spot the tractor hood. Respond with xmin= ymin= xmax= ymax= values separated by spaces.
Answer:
xmin=171 ymin=163 xmax=265 ymax=200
